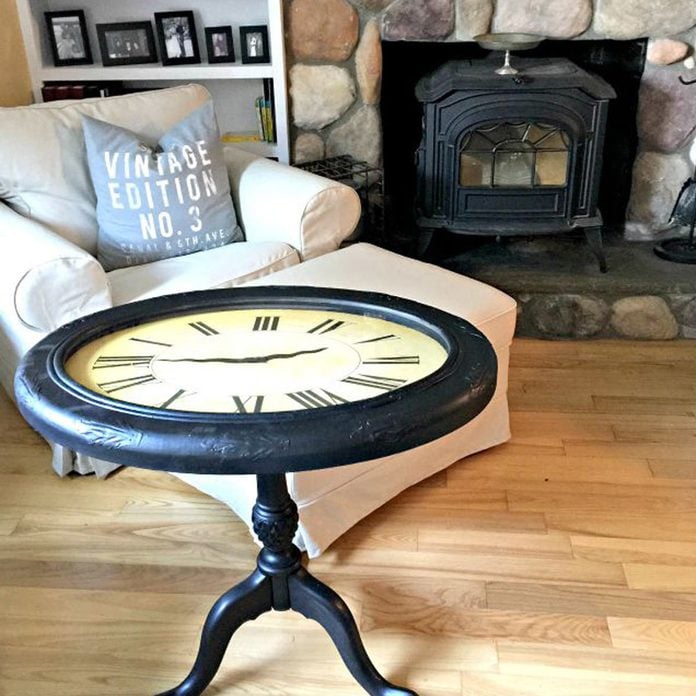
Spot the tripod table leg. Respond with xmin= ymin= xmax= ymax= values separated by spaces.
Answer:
xmin=155 ymin=569 xmax=272 ymax=696
xmin=288 ymin=567 xmax=418 ymax=696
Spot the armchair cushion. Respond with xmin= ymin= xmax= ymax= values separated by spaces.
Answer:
xmin=0 ymin=84 xmax=210 ymax=254
xmin=107 ymin=240 xmax=300 ymax=305
xmin=83 ymin=101 xmax=242 ymax=271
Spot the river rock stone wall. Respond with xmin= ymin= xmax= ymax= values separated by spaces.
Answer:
xmin=285 ymin=0 xmax=696 ymax=242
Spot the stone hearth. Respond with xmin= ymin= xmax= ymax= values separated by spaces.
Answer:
xmin=284 ymin=0 xmax=696 ymax=338
xmin=430 ymin=231 xmax=696 ymax=339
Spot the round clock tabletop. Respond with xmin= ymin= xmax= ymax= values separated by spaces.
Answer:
xmin=15 ymin=287 xmax=497 ymax=475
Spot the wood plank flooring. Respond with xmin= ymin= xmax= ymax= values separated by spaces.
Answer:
xmin=1 ymin=338 xmax=696 ymax=695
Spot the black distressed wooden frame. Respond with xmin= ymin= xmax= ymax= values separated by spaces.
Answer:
xmin=16 ymin=286 xmax=497 ymax=476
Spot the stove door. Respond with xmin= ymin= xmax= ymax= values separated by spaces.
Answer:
xmin=455 ymin=121 xmax=570 ymax=220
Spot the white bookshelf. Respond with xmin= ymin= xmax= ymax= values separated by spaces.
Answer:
xmin=15 ymin=0 xmax=290 ymax=162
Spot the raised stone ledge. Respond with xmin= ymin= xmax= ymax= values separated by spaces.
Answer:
xmin=437 ymin=234 xmax=696 ymax=340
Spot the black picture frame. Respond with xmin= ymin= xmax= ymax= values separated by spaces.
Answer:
xmin=240 ymin=25 xmax=270 ymax=64
xmin=205 ymin=26 xmax=234 ymax=64
xmin=154 ymin=11 xmax=201 ymax=66
xmin=96 ymin=22 xmax=157 ymax=67
xmin=44 ymin=10 xmax=92 ymax=67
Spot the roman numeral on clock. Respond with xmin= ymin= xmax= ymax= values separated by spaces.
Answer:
xmin=252 ymin=315 xmax=280 ymax=331
xmin=287 ymin=389 xmax=349 ymax=409
xmin=97 ymin=374 xmax=158 ymax=394
xmin=342 ymin=374 xmax=407 ymax=391
xmin=92 ymin=355 xmax=155 ymax=369
xmin=232 ymin=395 xmax=264 ymax=413
xmin=354 ymin=334 xmax=398 ymax=345
xmin=308 ymin=319 xmax=347 ymax=335
xmin=160 ymin=389 xmax=187 ymax=409
xmin=189 ymin=321 xmax=219 ymax=336
xmin=129 ymin=337 xmax=172 ymax=347
xmin=362 ymin=356 xmax=420 ymax=365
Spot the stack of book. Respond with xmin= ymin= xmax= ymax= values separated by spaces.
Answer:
xmin=221 ymin=79 xmax=277 ymax=146
xmin=255 ymin=78 xmax=276 ymax=143
xmin=41 ymin=82 xmax=126 ymax=102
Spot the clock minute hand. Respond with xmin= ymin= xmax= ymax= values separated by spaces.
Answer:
xmin=157 ymin=347 xmax=329 ymax=364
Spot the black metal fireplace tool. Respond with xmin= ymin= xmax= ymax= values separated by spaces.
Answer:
xmin=654 ymin=162 xmax=696 ymax=264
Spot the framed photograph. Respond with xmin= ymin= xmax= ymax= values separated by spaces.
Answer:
xmin=240 ymin=25 xmax=270 ymax=64
xmin=205 ymin=26 xmax=234 ymax=64
xmin=44 ymin=10 xmax=92 ymax=67
xmin=96 ymin=22 xmax=157 ymax=67
xmin=154 ymin=11 xmax=201 ymax=66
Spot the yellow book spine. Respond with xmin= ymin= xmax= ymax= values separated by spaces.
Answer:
xmin=221 ymin=132 xmax=262 ymax=143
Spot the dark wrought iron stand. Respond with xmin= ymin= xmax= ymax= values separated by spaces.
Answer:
xmin=654 ymin=162 xmax=696 ymax=265
xmin=156 ymin=473 xmax=416 ymax=696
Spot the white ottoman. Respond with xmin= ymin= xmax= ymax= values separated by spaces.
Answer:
xmin=174 ymin=243 xmax=517 ymax=557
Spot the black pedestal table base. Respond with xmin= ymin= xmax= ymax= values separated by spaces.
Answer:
xmin=156 ymin=473 xmax=417 ymax=696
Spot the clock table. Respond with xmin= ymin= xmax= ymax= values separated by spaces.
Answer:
xmin=15 ymin=286 xmax=497 ymax=696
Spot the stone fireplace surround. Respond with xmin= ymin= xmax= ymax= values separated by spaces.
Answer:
xmin=285 ymin=0 xmax=696 ymax=338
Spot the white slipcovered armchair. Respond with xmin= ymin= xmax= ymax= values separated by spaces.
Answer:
xmin=0 ymin=84 xmax=361 ymax=477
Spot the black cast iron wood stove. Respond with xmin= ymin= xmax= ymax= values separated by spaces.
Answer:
xmin=415 ymin=57 xmax=616 ymax=271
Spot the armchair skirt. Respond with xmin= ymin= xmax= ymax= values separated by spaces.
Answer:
xmin=175 ymin=243 xmax=517 ymax=557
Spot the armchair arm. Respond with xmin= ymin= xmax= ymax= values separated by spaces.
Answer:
xmin=223 ymin=146 xmax=361 ymax=260
xmin=0 ymin=202 xmax=112 ymax=333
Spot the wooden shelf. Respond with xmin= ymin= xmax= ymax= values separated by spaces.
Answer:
xmin=223 ymin=141 xmax=277 ymax=158
xmin=39 ymin=63 xmax=275 ymax=82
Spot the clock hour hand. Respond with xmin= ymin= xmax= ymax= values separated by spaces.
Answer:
xmin=157 ymin=347 xmax=328 ymax=364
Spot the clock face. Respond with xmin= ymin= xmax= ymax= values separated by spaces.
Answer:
xmin=64 ymin=307 xmax=449 ymax=414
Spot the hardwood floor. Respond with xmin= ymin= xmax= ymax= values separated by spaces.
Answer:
xmin=1 ymin=338 xmax=696 ymax=695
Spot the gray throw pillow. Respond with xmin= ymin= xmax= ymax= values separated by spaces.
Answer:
xmin=83 ymin=101 xmax=243 ymax=271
